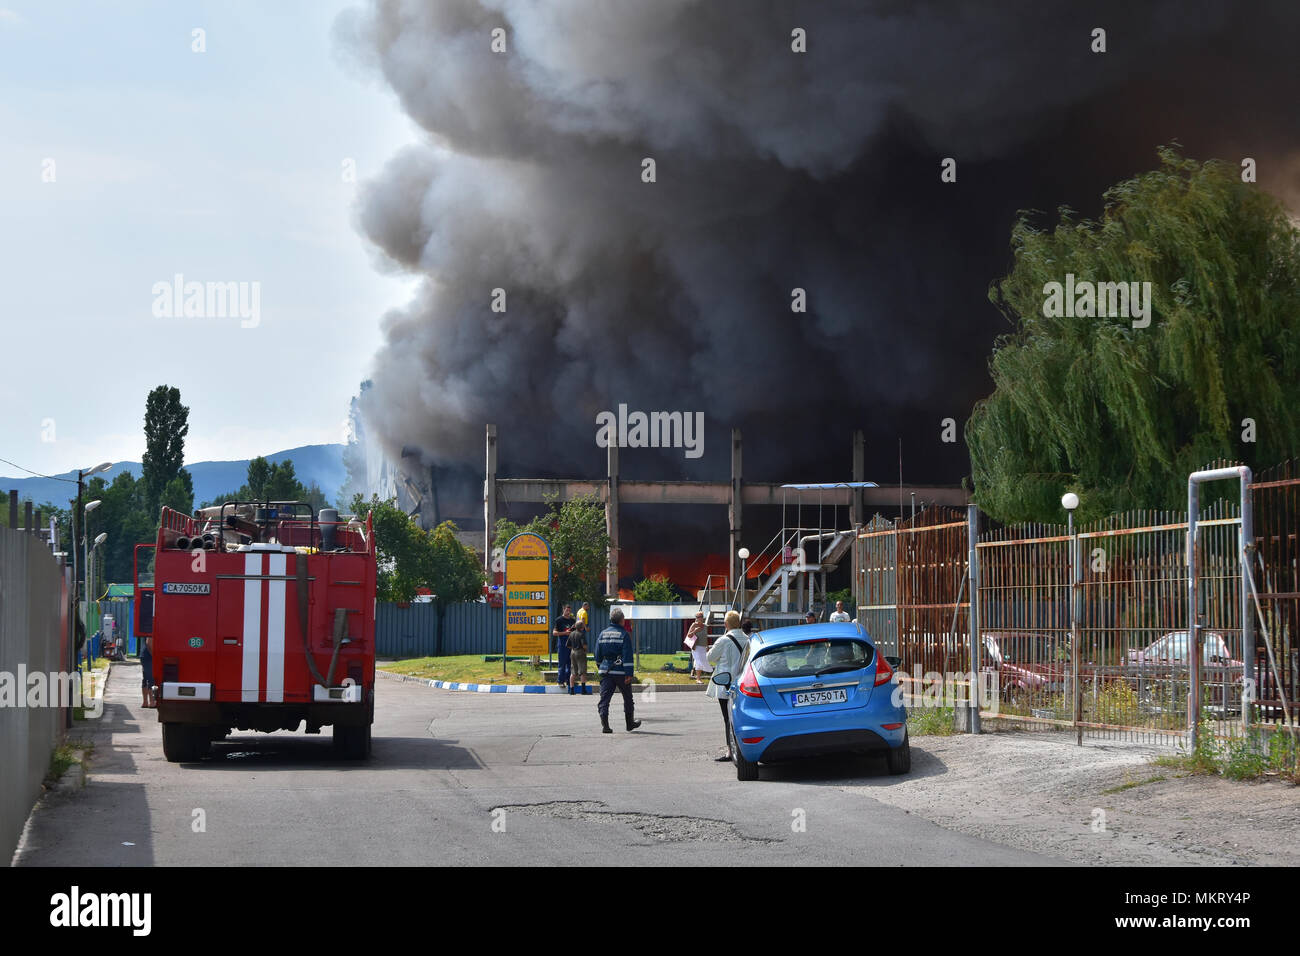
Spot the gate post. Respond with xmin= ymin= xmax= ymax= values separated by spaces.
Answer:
xmin=965 ymin=504 xmax=981 ymax=734
xmin=1187 ymin=465 xmax=1253 ymax=750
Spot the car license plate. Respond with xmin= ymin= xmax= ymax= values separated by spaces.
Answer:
xmin=792 ymin=689 xmax=848 ymax=707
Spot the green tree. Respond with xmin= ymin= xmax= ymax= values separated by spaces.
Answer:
xmin=349 ymin=493 xmax=428 ymax=601
xmin=494 ymin=493 xmax=609 ymax=609
xmin=203 ymin=457 xmax=330 ymax=512
xmin=84 ymin=472 xmax=154 ymax=586
xmin=246 ymin=456 xmax=271 ymax=499
xmin=968 ymin=148 xmax=1300 ymax=523
xmin=632 ymin=573 xmax=678 ymax=603
xmin=424 ymin=521 xmax=487 ymax=654
xmin=142 ymin=385 xmax=191 ymax=518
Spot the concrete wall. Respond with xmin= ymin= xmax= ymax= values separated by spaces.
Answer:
xmin=0 ymin=525 xmax=70 ymax=862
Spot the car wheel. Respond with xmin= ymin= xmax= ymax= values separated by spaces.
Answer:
xmin=731 ymin=724 xmax=758 ymax=781
xmin=886 ymin=730 xmax=911 ymax=775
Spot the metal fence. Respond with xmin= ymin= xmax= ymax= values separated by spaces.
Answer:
xmin=857 ymin=508 xmax=971 ymax=674
xmin=976 ymin=502 xmax=1244 ymax=746
xmin=0 ymin=525 xmax=71 ymax=861
xmin=375 ymin=602 xmax=689 ymax=658
xmin=854 ymin=469 xmax=1297 ymax=748
xmin=1250 ymin=460 xmax=1300 ymax=726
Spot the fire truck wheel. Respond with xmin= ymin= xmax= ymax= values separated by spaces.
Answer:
xmin=333 ymin=723 xmax=371 ymax=760
xmin=162 ymin=723 xmax=207 ymax=762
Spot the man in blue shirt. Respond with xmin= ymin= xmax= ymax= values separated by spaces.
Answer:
xmin=594 ymin=608 xmax=641 ymax=734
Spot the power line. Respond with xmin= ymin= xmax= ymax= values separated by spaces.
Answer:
xmin=0 ymin=457 xmax=78 ymax=481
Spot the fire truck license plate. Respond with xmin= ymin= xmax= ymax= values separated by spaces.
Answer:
xmin=162 ymin=582 xmax=211 ymax=594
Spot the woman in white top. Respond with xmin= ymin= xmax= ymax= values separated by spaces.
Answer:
xmin=686 ymin=613 xmax=709 ymax=682
xmin=705 ymin=610 xmax=750 ymax=761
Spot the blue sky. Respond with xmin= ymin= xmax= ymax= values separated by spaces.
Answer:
xmin=0 ymin=1 xmax=419 ymax=476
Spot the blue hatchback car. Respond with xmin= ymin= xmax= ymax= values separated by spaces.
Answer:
xmin=714 ymin=622 xmax=910 ymax=781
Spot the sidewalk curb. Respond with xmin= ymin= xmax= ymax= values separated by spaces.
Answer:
xmin=377 ymin=670 xmax=707 ymax=694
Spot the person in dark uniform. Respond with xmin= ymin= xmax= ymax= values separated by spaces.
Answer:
xmin=553 ymin=603 xmax=575 ymax=687
xmin=594 ymin=608 xmax=640 ymax=733
xmin=140 ymin=635 xmax=155 ymax=708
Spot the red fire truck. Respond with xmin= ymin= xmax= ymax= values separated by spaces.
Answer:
xmin=134 ymin=501 xmax=377 ymax=762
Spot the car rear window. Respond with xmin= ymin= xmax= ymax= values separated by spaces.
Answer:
xmin=752 ymin=639 xmax=874 ymax=678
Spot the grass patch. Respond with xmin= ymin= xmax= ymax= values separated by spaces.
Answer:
xmin=1151 ymin=722 xmax=1300 ymax=783
xmin=379 ymin=652 xmax=703 ymax=685
xmin=45 ymin=739 xmax=93 ymax=786
xmin=1101 ymin=774 xmax=1167 ymax=794
xmin=908 ymin=706 xmax=957 ymax=736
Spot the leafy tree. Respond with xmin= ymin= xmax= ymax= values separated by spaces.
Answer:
xmin=968 ymin=148 xmax=1300 ymax=523
xmin=633 ymin=574 xmax=678 ymax=603
xmin=142 ymin=385 xmax=191 ymax=517
xmin=346 ymin=495 xmax=484 ymax=630
xmin=160 ymin=472 xmax=194 ymax=515
xmin=494 ymin=493 xmax=610 ymax=609
xmin=83 ymin=472 xmax=154 ymax=586
xmin=203 ymin=457 xmax=330 ymax=512
xmin=246 ymin=456 xmax=271 ymax=499
xmin=424 ymin=520 xmax=487 ymax=654
xmin=349 ymin=493 xmax=428 ymax=601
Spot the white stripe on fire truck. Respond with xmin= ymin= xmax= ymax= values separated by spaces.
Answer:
xmin=265 ymin=553 xmax=287 ymax=703
xmin=241 ymin=552 xmax=263 ymax=702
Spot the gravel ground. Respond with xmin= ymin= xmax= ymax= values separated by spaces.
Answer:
xmin=865 ymin=725 xmax=1300 ymax=866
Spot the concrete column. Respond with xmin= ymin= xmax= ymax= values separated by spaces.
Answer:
xmin=852 ymin=429 xmax=865 ymax=614
xmin=606 ymin=441 xmax=619 ymax=597
xmin=483 ymin=424 xmax=497 ymax=571
xmin=729 ymin=428 xmax=742 ymax=592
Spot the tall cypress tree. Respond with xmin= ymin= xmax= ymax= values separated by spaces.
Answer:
xmin=142 ymin=385 xmax=191 ymax=518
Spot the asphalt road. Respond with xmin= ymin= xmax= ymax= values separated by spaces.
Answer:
xmin=15 ymin=663 xmax=1062 ymax=866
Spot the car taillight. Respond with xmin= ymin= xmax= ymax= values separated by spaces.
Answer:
xmin=874 ymin=654 xmax=894 ymax=686
xmin=738 ymin=663 xmax=762 ymax=698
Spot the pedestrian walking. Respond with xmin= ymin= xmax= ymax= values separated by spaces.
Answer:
xmin=567 ymin=620 xmax=590 ymax=694
xmin=595 ymin=608 xmax=640 ymax=733
xmin=553 ymin=603 xmax=575 ymax=687
xmin=829 ymin=600 xmax=852 ymax=622
xmin=706 ymin=610 xmax=749 ymax=761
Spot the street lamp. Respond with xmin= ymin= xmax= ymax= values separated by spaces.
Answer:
xmin=737 ymin=547 xmax=750 ymax=609
xmin=1061 ymin=492 xmax=1081 ymax=744
xmin=86 ymin=530 xmax=108 ymax=666
xmin=68 ymin=462 xmax=111 ymax=721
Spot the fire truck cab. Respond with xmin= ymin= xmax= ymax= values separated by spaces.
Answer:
xmin=136 ymin=501 xmax=377 ymax=762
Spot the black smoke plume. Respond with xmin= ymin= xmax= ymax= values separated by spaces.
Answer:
xmin=336 ymin=0 xmax=1300 ymax=523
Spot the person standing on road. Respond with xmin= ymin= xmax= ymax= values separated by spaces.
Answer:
xmin=706 ymin=610 xmax=749 ymax=761
xmin=140 ymin=635 xmax=155 ymax=709
xmin=829 ymin=601 xmax=852 ymax=622
xmin=553 ymin=604 xmax=575 ymax=688
xmin=595 ymin=608 xmax=640 ymax=733
xmin=686 ymin=612 xmax=708 ymax=682
xmin=567 ymin=620 xmax=590 ymax=695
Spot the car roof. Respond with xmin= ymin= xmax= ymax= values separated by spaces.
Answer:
xmin=750 ymin=621 xmax=872 ymax=650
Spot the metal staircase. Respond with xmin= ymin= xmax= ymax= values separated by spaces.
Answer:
xmin=738 ymin=527 xmax=857 ymax=621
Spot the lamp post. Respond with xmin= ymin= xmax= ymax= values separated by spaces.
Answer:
xmin=68 ymin=462 xmax=111 ymax=723
xmin=1061 ymin=492 xmax=1081 ymax=745
xmin=737 ymin=547 xmax=750 ymax=611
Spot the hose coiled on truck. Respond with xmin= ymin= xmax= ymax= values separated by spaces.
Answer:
xmin=295 ymin=555 xmax=350 ymax=689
